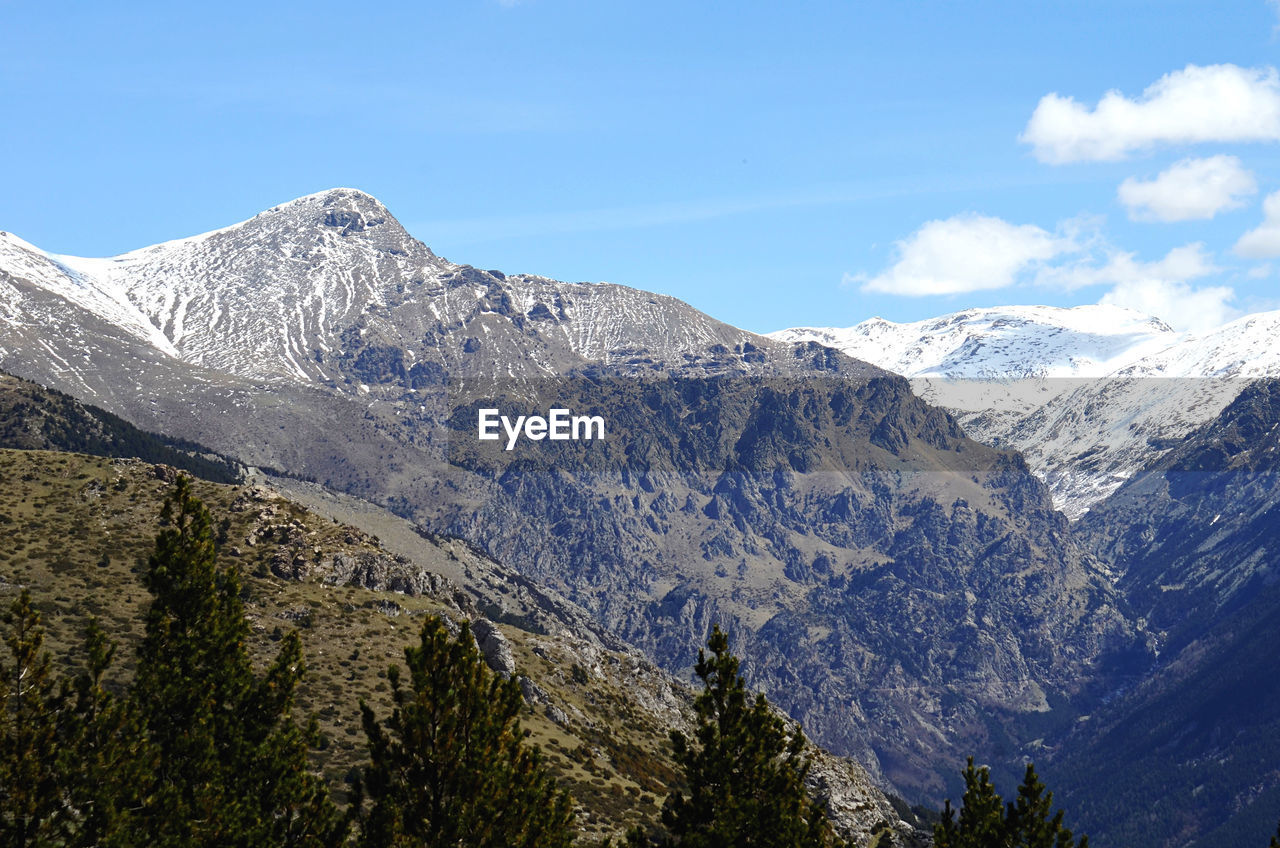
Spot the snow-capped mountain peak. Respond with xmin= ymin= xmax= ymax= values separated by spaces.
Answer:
xmin=3 ymin=189 xmax=836 ymax=391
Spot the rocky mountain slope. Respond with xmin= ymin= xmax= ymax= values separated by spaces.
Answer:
xmin=425 ymin=372 xmax=1146 ymax=799
xmin=0 ymin=439 xmax=926 ymax=846
xmin=774 ymin=306 xmax=1280 ymax=517
xmin=1081 ymin=378 xmax=1280 ymax=648
xmin=0 ymin=191 xmax=1149 ymax=805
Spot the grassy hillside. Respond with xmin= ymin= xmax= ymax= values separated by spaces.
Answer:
xmin=0 ymin=448 xmax=683 ymax=841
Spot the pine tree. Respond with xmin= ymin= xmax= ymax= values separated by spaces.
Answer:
xmin=1007 ymin=762 xmax=1086 ymax=848
xmin=0 ymin=590 xmax=66 ymax=846
xmin=59 ymin=619 xmax=153 ymax=848
xmin=934 ymin=758 xmax=1004 ymax=848
xmin=1269 ymin=819 xmax=1279 ymax=848
xmin=356 ymin=615 xmax=574 ymax=848
xmin=654 ymin=625 xmax=848 ymax=848
xmin=131 ymin=476 xmax=345 ymax=847
xmin=934 ymin=758 xmax=1086 ymax=848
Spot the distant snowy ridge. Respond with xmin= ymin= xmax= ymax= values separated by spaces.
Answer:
xmin=771 ymin=304 xmax=1180 ymax=380
xmin=772 ymin=305 xmax=1280 ymax=516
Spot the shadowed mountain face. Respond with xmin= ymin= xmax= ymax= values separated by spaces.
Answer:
xmin=1082 ymin=379 xmax=1280 ymax=648
xmin=0 ymin=189 xmax=1149 ymax=802
xmin=1043 ymin=380 xmax=1280 ymax=848
xmin=0 ymin=370 xmax=241 ymax=482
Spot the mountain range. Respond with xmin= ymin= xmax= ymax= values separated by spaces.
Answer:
xmin=4 ymin=189 xmax=1279 ymax=846
xmin=774 ymin=306 xmax=1280 ymax=517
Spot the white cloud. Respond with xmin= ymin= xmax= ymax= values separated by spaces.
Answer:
xmin=1021 ymin=64 xmax=1280 ymax=163
xmin=1235 ymin=191 xmax=1280 ymax=257
xmin=855 ymin=214 xmax=1073 ymax=296
xmin=1117 ymin=155 xmax=1257 ymax=221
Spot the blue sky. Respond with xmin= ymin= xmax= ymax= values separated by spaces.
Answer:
xmin=3 ymin=1 xmax=1280 ymax=334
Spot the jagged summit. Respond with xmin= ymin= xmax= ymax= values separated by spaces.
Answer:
xmin=231 ymin=188 xmax=418 ymax=248
xmin=271 ymin=186 xmax=385 ymax=209
xmin=31 ymin=188 xmax=406 ymax=267
xmin=17 ymin=188 xmax=447 ymax=382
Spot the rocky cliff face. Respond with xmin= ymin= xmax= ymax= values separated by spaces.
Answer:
xmin=1079 ymin=379 xmax=1280 ymax=646
xmin=428 ymin=373 xmax=1144 ymax=798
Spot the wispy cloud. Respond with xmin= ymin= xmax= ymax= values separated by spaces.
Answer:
xmin=98 ymin=75 xmax=580 ymax=133
xmin=410 ymin=192 xmax=842 ymax=248
xmin=406 ymin=179 xmax=1029 ymax=248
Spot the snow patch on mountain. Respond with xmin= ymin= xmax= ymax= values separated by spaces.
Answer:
xmin=0 ymin=231 xmax=179 ymax=356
